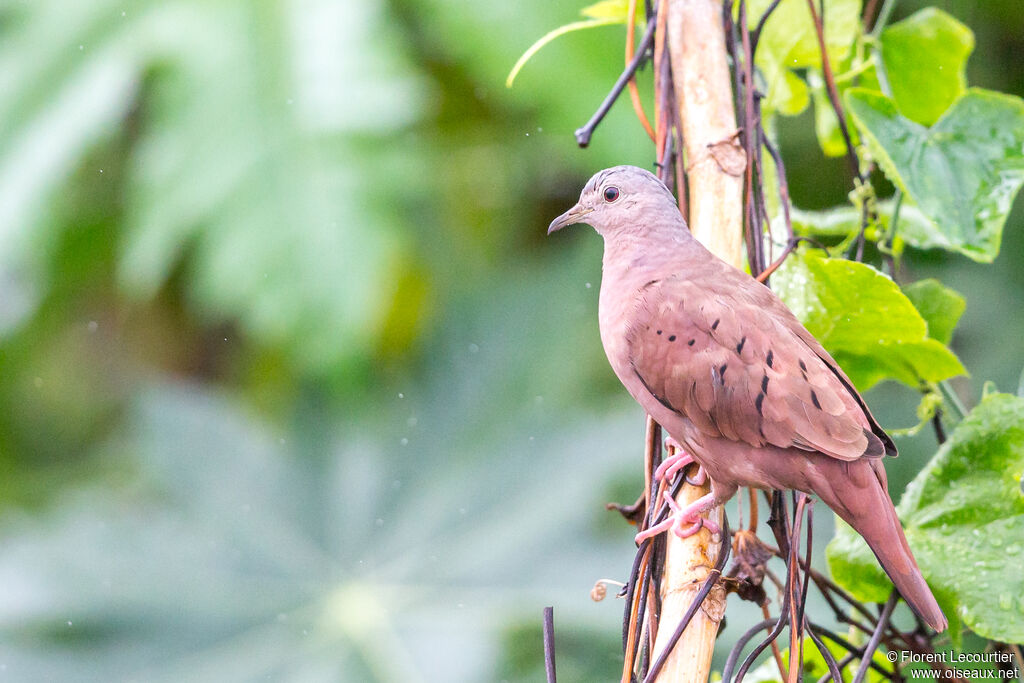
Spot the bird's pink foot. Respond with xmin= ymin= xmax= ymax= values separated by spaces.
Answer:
xmin=686 ymin=465 xmax=708 ymax=487
xmin=655 ymin=441 xmax=708 ymax=486
xmin=654 ymin=450 xmax=694 ymax=482
xmin=634 ymin=491 xmax=721 ymax=544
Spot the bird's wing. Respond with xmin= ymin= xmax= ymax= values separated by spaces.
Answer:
xmin=625 ymin=273 xmax=887 ymax=461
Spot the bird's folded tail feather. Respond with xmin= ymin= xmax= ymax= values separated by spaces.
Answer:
xmin=818 ymin=461 xmax=947 ymax=632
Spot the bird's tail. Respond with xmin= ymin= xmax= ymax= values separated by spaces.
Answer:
xmin=817 ymin=459 xmax=947 ymax=632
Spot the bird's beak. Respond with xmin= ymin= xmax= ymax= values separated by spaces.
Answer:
xmin=548 ymin=204 xmax=592 ymax=235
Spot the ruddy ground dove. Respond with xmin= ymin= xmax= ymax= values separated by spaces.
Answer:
xmin=549 ymin=165 xmax=946 ymax=631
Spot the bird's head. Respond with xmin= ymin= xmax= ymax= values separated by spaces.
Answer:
xmin=547 ymin=165 xmax=681 ymax=238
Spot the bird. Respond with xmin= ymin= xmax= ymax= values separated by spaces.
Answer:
xmin=548 ymin=165 xmax=947 ymax=632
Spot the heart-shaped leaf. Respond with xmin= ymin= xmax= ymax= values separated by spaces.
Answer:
xmin=846 ymin=88 xmax=1024 ymax=262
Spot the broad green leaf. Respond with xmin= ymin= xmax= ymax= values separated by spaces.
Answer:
xmin=828 ymin=393 xmax=1024 ymax=645
xmin=892 ymin=198 xmax=973 ymax=254
xmin=834 ymin=341 xmax=964 ymax=395
xmin=846 ymin=88 xmax=1024 ymax=262
xmin=774 ymin=250 xmax=966 ymax=391
xmin=902 ymin=279 xmax=966 ymax=346
xmin=807 ymin=5 xmax=972 ymax=149
xmin=880 ymin=8 xmax=974 ymax=126
xmin=745 ymin=0 xmax=862 ymax=115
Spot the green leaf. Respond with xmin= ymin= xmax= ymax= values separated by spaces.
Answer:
xmin=745 ymin=0 xmax=862 ymax=115
xmin=828 ymin=393 xmax=1024 ymax=645
xmin=774 ymin=250 xmax=966 ymax=391
xmin=846 ymin=88 xmax=1024 ymax=263
xmin=880 ymin=8 xmax=974 ymax=126
xmin=902 ymin=279 xmax=966 ymax=346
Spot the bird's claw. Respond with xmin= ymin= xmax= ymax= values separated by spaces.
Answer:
xmin=654 ymin=450 xmax=694 ymax=482
xmin=686 ymin=466 xmax=708 ymax=487
xmin=634 ymin=491 xmax=721 ymax=544
xmin=639 ymin=440 xmax=717 ymax=545
xmin=655 ymin=439 xmax=708 ymax=487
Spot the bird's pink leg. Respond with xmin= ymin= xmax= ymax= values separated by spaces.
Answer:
xmin=634 ymin=491 xmax=721 ymax=544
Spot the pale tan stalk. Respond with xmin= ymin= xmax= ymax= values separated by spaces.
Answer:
xmin=649 ymin=1 xmax=745 ymax=681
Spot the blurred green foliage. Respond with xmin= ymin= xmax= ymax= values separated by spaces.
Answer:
xmin=0 ymin=0 xmax=1022 ymax=680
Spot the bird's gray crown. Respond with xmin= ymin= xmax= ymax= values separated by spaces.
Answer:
xmin=582 ymin=165 xmax=674 ymax=202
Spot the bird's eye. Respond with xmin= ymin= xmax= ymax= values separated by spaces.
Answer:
xmin=603 ymin=186 xmax=620 ymax=202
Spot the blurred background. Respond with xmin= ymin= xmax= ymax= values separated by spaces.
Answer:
xmin=0 ymin=0 xmax=1021 ymax=680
